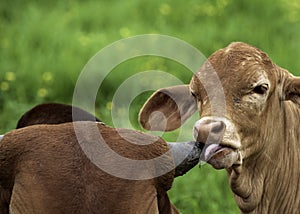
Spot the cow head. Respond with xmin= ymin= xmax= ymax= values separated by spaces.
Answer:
xmin=139 ymin=42 xmax=300 ymax=170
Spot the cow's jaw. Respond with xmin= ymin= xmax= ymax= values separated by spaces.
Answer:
xmin=194 ymin=117 xmax=242 ymax=169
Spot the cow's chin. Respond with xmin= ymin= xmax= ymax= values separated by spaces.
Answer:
xmin=201 ymin=144 xmax=241 ymax=169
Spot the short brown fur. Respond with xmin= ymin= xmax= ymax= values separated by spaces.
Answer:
xmin=0 ymin=122 xmax=178 ymax=214
xmin=16 ymin=103 xmax=100 ymax=129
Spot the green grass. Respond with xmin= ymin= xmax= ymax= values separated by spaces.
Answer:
xmin=1 ymin=0 xmax=300 ymax=213
xmin=169 ymin=165 xmax=239 ymax=213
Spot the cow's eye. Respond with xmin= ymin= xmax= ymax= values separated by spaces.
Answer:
xmin=252 ymin=84 xmax=269 ymax=95
xmin=191 ymin=91 xmax=196 ymax=97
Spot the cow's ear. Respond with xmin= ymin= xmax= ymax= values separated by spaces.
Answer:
xmin=139 ymin=85 xmax=197 ymax=131
xmin=284 ymin=76 xmax=300 ymax=106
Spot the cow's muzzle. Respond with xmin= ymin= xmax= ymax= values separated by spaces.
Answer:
xmin=194 ymin=117 xmax=242 ymax=169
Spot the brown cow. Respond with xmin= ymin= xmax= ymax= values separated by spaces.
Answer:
xmin=0 ymin=104 xmax=202 ymax=213
xmin=140 ymin=42 xmax=300 ymax=213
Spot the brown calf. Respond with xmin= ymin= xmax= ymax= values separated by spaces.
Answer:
xmin=1 ymin=103 xmax=201 ymax=213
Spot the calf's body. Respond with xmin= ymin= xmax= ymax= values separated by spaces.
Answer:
xmin=1 ymin=102 xmax=202 ymax=213
xmin=0 ymin=122 xmax=176 ymax=214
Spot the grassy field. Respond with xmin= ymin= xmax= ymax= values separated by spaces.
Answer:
xmin=1 ymin=0 xmax=300 ymax=213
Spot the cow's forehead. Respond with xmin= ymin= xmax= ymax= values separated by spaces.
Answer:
xmin=193 ymin=42 xmax=274 ymax=88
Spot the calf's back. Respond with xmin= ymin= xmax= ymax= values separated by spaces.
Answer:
xmin=0 ymin=122 xmax=175 ymax=214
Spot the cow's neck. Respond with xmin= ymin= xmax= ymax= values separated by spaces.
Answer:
xmin=227 ymin=103 xmax=300 ymax=213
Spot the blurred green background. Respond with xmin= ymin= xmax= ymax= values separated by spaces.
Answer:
xmin=1 ymin=0 xmax=300 ymax=213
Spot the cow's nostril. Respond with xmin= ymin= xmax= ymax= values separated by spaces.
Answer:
xmin=194 ymin=119 xmax=226 ymax=144
xmin=211 ymin=121 xmax=226 ymax=134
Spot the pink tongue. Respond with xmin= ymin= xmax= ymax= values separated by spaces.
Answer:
xmin=203 ymin=144 xmax=223 ymax=161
